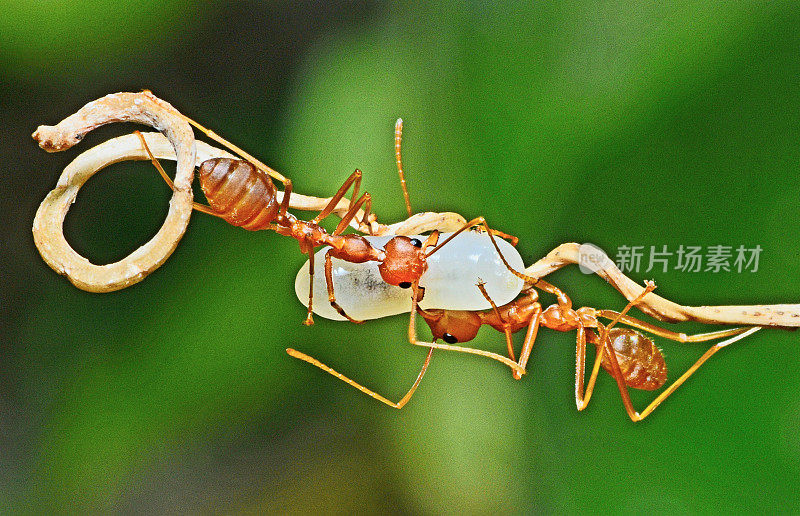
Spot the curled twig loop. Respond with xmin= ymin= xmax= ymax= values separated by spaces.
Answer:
xmin=32 ymin=92 xmax=196 ymax=292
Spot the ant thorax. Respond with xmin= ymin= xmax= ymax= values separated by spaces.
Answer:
xmin=295 ymin=231 xmax=525 ymax=321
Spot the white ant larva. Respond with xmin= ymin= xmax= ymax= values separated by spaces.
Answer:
xmin=295 ymin=230 xmax=525 ymax=321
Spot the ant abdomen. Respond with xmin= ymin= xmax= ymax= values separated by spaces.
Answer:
xmin=602 ymin=328 xmax=667 ymax=391
xmin=198 ymin=158 xmax=280 ymax=230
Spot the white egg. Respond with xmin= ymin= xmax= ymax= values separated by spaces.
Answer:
xmin=295 ymin=231 xmax=525 ymax=321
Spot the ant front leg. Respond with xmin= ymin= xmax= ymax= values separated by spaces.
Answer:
xmin=476 ymin=281 xmax=517 ymax=362
xmin=485 ymin=227 xmax=519 ymax=247
xmin=286 ymin=347 xmax=435 ymax=409
xmin=426 ymin=217 xmax=519 ymax=257
xmin=324 ymin=249 xmax=364 ymax=324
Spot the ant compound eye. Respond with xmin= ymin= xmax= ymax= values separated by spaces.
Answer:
xmin=398 ymin=282 xmax=412 ymax=289
xmin=442 ymin=333 xmax=458 ymax=344
xmin=410 ymin=238 xmax=422 ymax=248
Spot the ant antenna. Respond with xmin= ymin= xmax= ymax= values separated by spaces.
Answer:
xmin=395 ymin=118 xmax=413 ymax=217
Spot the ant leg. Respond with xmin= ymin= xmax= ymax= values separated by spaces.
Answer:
xmin=513 ymin=305 xmax=542 ymax=380
xmin=333 ymin=192 xmax=372 ymax=236
xmin=437 ymin=216 xmax=519 ymax=247
xmin=311 ymin=177 xmax=377 ymax=322
xmin=475 ymin=281 xmax=517 ymax=362
xmin=174 ymin=110 xmax=289 ymax=183
xmin=310 ymin=170 xmax=379 ymax=236
xmin=426 ymin=218 xmax=530 ymax=288
xmin=502 ymin=328 xmax=517 ymax=363
xmin=286 ymin=347 xmax=434 ymax=409
xmin=407 ymin=282 xmax=527 ymax=375
xmin=354 ymin=194 xmax=375 ymax=234
xmin=486 ymin=227 xmax=519 ymax=247
xmin=575 ymin=283 xmax=656 ymax=411
xmin=419 ymin=230 xmax=440 ymax=253
xmin=593 ymin=280 xmax=752 ymax=344
xmin=602 ymin=281 xmax=657 ymax=332
xmin=312 ymin=169 xmax=363 ymax=225
xmin=134 ymin=130 xmax=218 ymax=216
xmin=425 ymin=217 xmax=511 ymax=256
xmin=307 ymin=204 xmax=375 ymax=323
xmin=325 ymin=250 xmax=364 ymax=324
xmin=596 ymin=311 xmax=753 ymax=344
xmin=476 ymin=282 xmax=543 ymax=379
xmin=303 ymin=248 xmax=316 ymax=326
xmin=575 ymin=325 xmax=606 ymax=411
xmin=135 ymin=131 xmax=176 ymax=189
xmin=277 ymin=176 xmax=293 ymax=220
xmin=395 ymin=118 xmax=413 ymax=217
xmin=601 ymin=326 xmax=761 ymax=421
xmin=534 ymin=279 xmax=572 ymax=309
xmin=173 ymin=111 xmax=296 ymax=221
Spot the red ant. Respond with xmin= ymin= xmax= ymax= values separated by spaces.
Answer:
xmin=413 ymin=280 xmax=758 ymax=420
xmin=290 ymin=280 xmax=757 ymax=420
xmin=135 ymin=116 xmax=522 ymax=326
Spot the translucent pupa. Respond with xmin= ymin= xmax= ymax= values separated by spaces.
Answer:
xmin=295 ymin=230 xmax=525 ymax=321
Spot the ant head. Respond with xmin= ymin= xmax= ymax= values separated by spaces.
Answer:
xmin=417 ymin=308 xmax=481 ymax=344
xmin=378 ymin=236 xmax=427 ymax=287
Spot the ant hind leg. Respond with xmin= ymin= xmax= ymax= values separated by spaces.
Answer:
xmin=601 ymin=326 xmax=760 ymax=421
xmin=134 ymin=130 xmax=219 ymax=217
xmin=575 ymin=326 xmax=606 ymax=411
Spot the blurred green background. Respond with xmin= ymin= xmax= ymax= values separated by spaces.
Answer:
xmin=3 ymin=1 xmax=800 ymax=512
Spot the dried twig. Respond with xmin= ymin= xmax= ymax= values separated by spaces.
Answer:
xmin=524 ymin=243 xmax=800 ymax=327
xmin=32 ymin=92 xmax=800 ymax=328
xmin=32 ymin=92 xmax=195 ymax=292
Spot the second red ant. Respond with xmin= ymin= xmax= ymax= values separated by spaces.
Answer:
xmin=290 ymin=279 xmax=757 ymax=421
